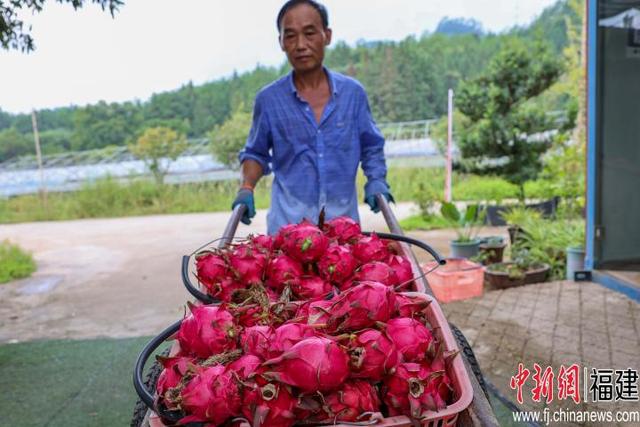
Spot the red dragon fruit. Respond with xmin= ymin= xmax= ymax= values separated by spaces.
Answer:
xmin=327 ymin=281 xmax=396 ymax=333
xmin=295 ymin=298 xmax=334 ymax=325
xmin=235 ymin=304 xmax=270 ymax=327
xmin=318 ymin=380 xmax=381 ymax=422
xmin=387 ymin=254 xmax=414 ymax=287
xmin=177 ymin=304 xmax=238 ymax=359
xmin=250 ymin=234 xmax=274 ymax=252
xmin=179 ymin=364 xmax=242 ymax=425
xmin=229 ymin=244 xmax=268 ymax=286
xmin=273 ymin=223 xmax=296 ymax=250
xmin=156 ymin=355 xmax=194 ymax=409
xmin=291 ymin=275 xmax=333 ymax=300
xmin=269 ymin=323 xmax=317 ymax=357
xmin=281 ymin=221 xmax=329 ymax=263
xmin=318 ymin=244 xmax=357 ymax=285
xmin=241 ymin=325 xmax=274 ymax=359
xmin=263 ymin=336 xmax=349 ymax=392
xmin=265 ymin=254 xmax=303 ymax=292
xmin=352 ymin=234 xmax=390 ymax=262
xmin=228 ymin=354 xmax=263 ymax=380
xmin=382 ymin=362 xmax=452 ymax=418
xmin=385 ymin=317 xmax=434 ymax=362
xmin=210 ymin=278 xmax=244 ymax=303
xmin=242 ymin=380 xmax=297 ymax=427
xmin=195 ymin=252 xmax=229 ymax=290
xmin=346 ymin=328 xmax=399 ymax=381
xmin=394 ymin=293 xmax=431 ymax=319
xmin=353 ymin=261 xmax=399 ymax=287
xmin=324 ymin=216 xmax=362 ymax=244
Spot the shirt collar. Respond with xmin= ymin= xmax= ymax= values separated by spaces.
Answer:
xmin=288 ymin=66 xmax=339 ymax=97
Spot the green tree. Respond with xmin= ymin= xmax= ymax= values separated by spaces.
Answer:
xmin=129 ymin=127 xmax=187 ymax=185
xmin=1 ymin=0 xmax=123 ymax=52
xmin=0 ymin=128 xmax=32 ymax=160
xmin=208 ymin=107 xmax=252 ymax=169
xmin=72 ymin=101 xmax=143 ymax=150
xmin=455 ymin=40 xmax=563 ymax=200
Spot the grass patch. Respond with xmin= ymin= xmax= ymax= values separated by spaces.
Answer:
xmin=0 ymin=240 xmax=36 ymax=283
xmin=0 ymin=166 xmax=559 ymax=224
xmin=399 ymin=214 xmax=450 ymax=231
xmin=0 ymin=336 xmax=169 ymax=427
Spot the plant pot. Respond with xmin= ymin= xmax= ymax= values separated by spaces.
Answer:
xmin=524 ymin=263 xmax=550 ymax=284
xmin=484 ymin=263 xmax=526 ymax=289
xmin=566 ymin=246 xmax=585 ymax=281
xmin=450 ymin=239 xmax=481 ymax=259
xmin=478 ymin=242 xmax=507 ymax=265
xmin=422 ymin=258 xmax=484 ymax=303
xmin=485 ymin=262 xmax=550 ymax=288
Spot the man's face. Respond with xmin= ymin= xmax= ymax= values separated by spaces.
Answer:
xmin=279 ymin=3 xmax=332 ymax=74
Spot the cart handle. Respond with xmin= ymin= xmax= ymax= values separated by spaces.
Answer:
xmin=219 ymin=203 xmax=246 ymax=248
xmin=363 ymin=231 xmax=446 ymax=266
xmin=375 ymin=193 xmax=404 ymax=235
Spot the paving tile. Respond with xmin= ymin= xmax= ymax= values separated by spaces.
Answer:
xmin=581 ymin=351 xmax=612 ymax=368
xmin=611 ymin=352 xmax=640 ymax=369
xmin=443 ymin=280 xmax=640 ymax=416
xmin=552 ymin=352 xmax=583 ymax=366
xmin=555 ymin=325 xmax=582 ymax=339
xmin=554 ymin=337 xmax=581 ymax=354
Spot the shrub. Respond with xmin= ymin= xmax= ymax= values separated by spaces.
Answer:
xmin=0 ymin=240 xmax=36 ymax=284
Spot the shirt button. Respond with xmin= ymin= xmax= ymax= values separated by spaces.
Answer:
xmin=319 ymin=153 xmax=324 ymax=158
xmin=306 ymin=107 xmax=310 ymax=111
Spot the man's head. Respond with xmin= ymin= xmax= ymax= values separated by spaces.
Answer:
xmin=277 ymin=0 xmax=332 ymax=74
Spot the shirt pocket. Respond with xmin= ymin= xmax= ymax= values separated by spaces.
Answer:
xmin=272 ymin=117 xmax=315 ymax=168
xmin=326 ymin=117 xmax=356 ymax=150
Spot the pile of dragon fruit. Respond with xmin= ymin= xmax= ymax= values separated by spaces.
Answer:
xmin=156 ymin=217 xmax=456 ymax=426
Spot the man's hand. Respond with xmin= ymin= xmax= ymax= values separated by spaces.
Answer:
xmin=232 ymin=188 xmax=256 ymax=225
xmin=365 ymin=192 xmax=395 ymax=213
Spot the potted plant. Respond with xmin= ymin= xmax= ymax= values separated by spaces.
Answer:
xmin=501 ymin=206 xmax=541 ymax=246
xmin=440 ymin=202 xmax=485 ymax=259
xmin=484 ymin=251 xmax=550 ymax=289
xmin=478 ymin=236 xmax=507 ymax=265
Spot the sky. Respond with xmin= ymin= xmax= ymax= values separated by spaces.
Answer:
xmin=0 ymin=0 xmax=558 ymax=114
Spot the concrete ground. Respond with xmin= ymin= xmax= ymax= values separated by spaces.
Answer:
xmin=442 ymin=280 xmax=640 ymax=426
xmin=0 ymin=203 xmax=419 ymax=343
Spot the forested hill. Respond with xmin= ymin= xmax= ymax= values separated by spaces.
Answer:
xmin=0 ymin=0 xmax=576 ymax=161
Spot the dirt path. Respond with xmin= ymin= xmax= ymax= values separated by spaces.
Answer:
xmin=0 ymin=204 xmax=425 ymax=343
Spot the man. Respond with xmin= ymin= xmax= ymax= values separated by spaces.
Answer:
xmin=232 ymin=0 xmax=394 ymax=234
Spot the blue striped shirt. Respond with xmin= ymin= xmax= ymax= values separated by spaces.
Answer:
xmin=239 ymin=68 xmax=390 ymax=234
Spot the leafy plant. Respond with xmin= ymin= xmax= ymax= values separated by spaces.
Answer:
xmin=502 ymin=206 xmax=542 ymax=227
xmin=509 ymin=214 xmax=585 ymax=280
xmin=129 ymin=127 xmax=187 ymax=186
xmin=0 ymin=240 xmax=36 ymax=284
xmin=455 ymin=39 xmax=564 ymax=201
xmin=413 ymin=182 xmax=441 ymax=219
xmin=440 ymin=202 xmax=485 ymax=242
xmin=209 ymin=106 xmax=252 ymax=169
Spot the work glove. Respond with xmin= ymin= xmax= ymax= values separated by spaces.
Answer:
xmin=232 ymin=188 xmax=256 ymax=225
xmin=365 ymin=192 xmax=395 ymax=213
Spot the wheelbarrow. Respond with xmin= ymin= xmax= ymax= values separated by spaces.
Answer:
xmin=131 ymin=194 xmax=499 ymax=427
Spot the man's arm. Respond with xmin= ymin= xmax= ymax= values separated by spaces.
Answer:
xmin=233 ymin=93 xmax=272 ymax=224
xmin=358 ymin=88 xmax=393 ymax=212
xmin=241 ymin=159 xmax=264 ymax=190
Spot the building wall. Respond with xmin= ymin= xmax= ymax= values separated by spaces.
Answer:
xmin=598 ymin=26 xmax=640 ymax=264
